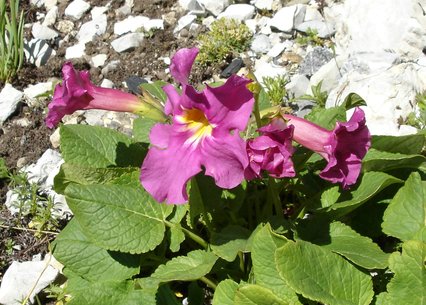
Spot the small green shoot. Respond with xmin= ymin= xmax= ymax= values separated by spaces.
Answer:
xmin=296 ymin=28 xmax=325 ymax=47
xmin=262 ymin=75 xmax=290 ymax=106
xmin=298 ymin=80 xmax=328 ymax=108
xmin=197 ymin=18 xmax=252 ymax=66
xmin=403 ymin=91 xmax=426 ymax=130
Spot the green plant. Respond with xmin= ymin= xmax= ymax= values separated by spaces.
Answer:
xmin=0 ymin=157 xmax=8 ymax=179
xmin=0 ymin=0 xmax=24 ymax=82
xmin=44 ymin=283 xmax=71 ymax=305
xmin=197 ymin=18 xmax=252 ymax=66
xmin=296 ymin=28 xmax=324 ymax=47
xmin=298 ymin=80 xmax=328 ymax=108
xmin=5 ymin=238 xmax=15 ymax=255
xmin=262 ymin=75 xmax=291 ymax=106
xmin=404 ymin=91 xmax=426 ymax=130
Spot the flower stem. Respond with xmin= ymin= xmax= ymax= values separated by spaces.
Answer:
xmin=199 ymin=276 xmax=217 ymax=290
xmin=253 ymin=93 xmax=262 ymax=129
xmin=164 ymin=221 xmax=208 ymax=249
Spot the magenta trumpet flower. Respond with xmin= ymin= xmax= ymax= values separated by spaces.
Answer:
xmin=140 ymin=48 xmax=254 ymax=204
xmin=45 ymin=62 xmax=164 ymax=129
xmin=245 ymin=118 xmax=295 ymax=180
xmin=283 ymin=107 xmax=371 ymax=189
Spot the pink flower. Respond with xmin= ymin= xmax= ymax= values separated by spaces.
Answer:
xmin=283 ymin=107 xmax=371 ymax=188
xmin=140 ymin=48 xmax=254 ymax=204
xmin=45 ymin=62 xmax=163 ymax=128
xmin=245 ymin=118 xmax=295 ymax=179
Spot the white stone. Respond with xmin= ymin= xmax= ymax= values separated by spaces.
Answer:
xmin=91 ymin=54 xmax=108 ymax=67
xmin=42 ymin=6 xmax=58 ymax=27
xmin=77 ymin=14 xmax=107 ymax=43
xmin=100 ymin=78 xmax=115 ymax=88
xmin=30 ymin=0 xmax=43 ymax=7
xmin=0 ymin=259 xmax=58 ymax=305
xmin=267 ymin=42 xmax=287 ymax=57
xmin=114 ymin=15 xmax=150 ymax=35
xmin=270 ymin=4 xmax=306 ymax=33
xmin=296 ymin=20 xmax=335 ymax=38
xmin=218 ymin=4 xmax=255 ymax=21
xmin=49 ymin=128 xmax=60 ymax=148
xmin=5 ymin=190 xmax=20 ymax=215
xmin=304 ymin=6 xmax=323 ymax=21
xmin=144 ymin=19 xmax=164 ymax=31
xmin=245 ymin=19 xmax=257 ymax=33
xmin=44 ymin=0 xmax=57 ymax=10
xmin=179 ymin=0 xmax=204 ymax=13
xmin=254 ymin=0 xmax=273 ymax=10
xmin=254 ymin=58 xmax=287 ymax=84
xmin=198 ymin=0 xmax=230 ymax=16
xmin=250 ymin=34 xmax=271 ymax=53
xmin=202 ymin=16 xmax=216 ymax=28
xmin=65 ymin=43 xmax=86 ymax=59
xmin=65 ymin=0 xmax=91 ymax=20
xmin=111 ymin=33 xmax=144 ymax=53
xmin=55 ymin=20 xmax=74 ymax=34
xmin=0 ymin=84 xmax=23 ymax=125
xmin=309 ymin=55 xmax=344 ymax=94
xmin=32 ymin=22 xmax=58 ymax=40
xmin=174 ymin=14 xmax=197 ymax=33
xmin=335 ymin=0 xmax=426 ymax=60
xmin=91 ymin=6 xmax=109 ymax=19
xmin=24 ymin=149 xmax=63 ymax=189
xmin=286 ymin=74 xmax=310 ymax=98
xmin=23 ymin=82 xmax=53 ymax=102
xmin=24 ymin=38 xmax=56 ymax=67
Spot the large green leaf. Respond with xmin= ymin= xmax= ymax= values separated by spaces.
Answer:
xmin=327 ymin=172 xmax=402 ymax=216
xmin=380 ymin=240 xmax=426 ymax=305
xmin=212 ymin=279 xmax=240 ymax=305
xmin=251 ymin=224 xmax=301 ymax=304
xmin=65 ymin=184 xmax=171 ymax=253
xmin=152 ymin=250 xmax=218 ymax=282
xmin=371 ymin=134 xmax=426 ymax=155
xmin=211 ymin=225 xmax=251 ymax=262
xmin=234 ymin=284 xmax=288 ymax=305
xmin=305 ymin=106 xmax=346 ymax=129
xmin=382 ymin=172 xmax=426 ymax=242
xmin=140 ymin=81 xmax=168 ymax=103
xmin=275 ymin=240 xmax=374 ymax=305
xmin=53 ymin=219 xmax=139 ymax=282
xmin=132 ymin=117 xmax=157 ymax=143
xmin=362 ymin=149 xmax=426 ymax=172
xmin=54 ymin=163 xmax=139 ymax=193
xmin=60 ymin=124 xmax=146 ymax=168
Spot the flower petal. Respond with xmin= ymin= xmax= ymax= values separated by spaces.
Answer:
xmin=201 ymin=133 xmax=248 ymax=189
xmin=170 ymin=47 xmax=199 ymax=85
xmin=149 ymin=123 xmax=173 ymax=149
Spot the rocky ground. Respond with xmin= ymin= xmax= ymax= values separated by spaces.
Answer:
xmin=0 ymin=0 xmax=426 ymax=304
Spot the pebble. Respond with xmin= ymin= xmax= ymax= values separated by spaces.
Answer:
xmin=64 ymin=0 xmax=91 ymax=20
xmin=217 ymin=4 xmax=256 ymax=21
xmin=101 ymin=60 xmax=121 ymax=76
xmin=125 ymin=76 xmax=148 ymax=94
xmin=44 ymin=0 xmax=57 ymax=10
xmin=198 ymin=0 xmax=230 ymax=16
xmin=100 ymin=79 xmax=115 ymax=88
xmin=270 ymin=4 xmax=306 ymax=33
xmin=254 ymin=0 xmax=273 ymax=10
xmin=32 ymin=22 xmax=58 ymax=40
xmin=49 ymin=128 xmax=61 ymax=148
xmin=91 ymin=54 xmax=108 ymax=67
xmin=251 ymin=34 xmax=271 ymax=54
xmin=77 ymin=14 xmax=108 ymax=44
xmin=114 ymin=15 xmax=150 ymax=36
xmin=65 ymin=43 xmax=86 ymax=59
xmin=24 ymin=38 xmax=56 ymax=67
xmin=298 ymin=47 xmax=334 ymax=76
xmin=296 ymin=20 xmax=335 ymax=38
xmin=0 ymin=84 xmax=23 ymax=125
xmin=23 ymin=82 xmax=53 ymax=105
xmin=42 ymin=6 xmax=58 ymax=27
xmin=111 ymin=33 xmax=145 ymax=53
xmin=55 ymin=20 xmax=74 ymax=34
xmin=174 ymin=14 xmax=197 ymax=33
xmin=221 ymin=58 xmax=244 ymax=78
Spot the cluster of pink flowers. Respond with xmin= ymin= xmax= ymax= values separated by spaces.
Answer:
xmin=46 ymin=48 xmax=371 ymax=205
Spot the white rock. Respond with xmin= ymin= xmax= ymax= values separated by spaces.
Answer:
xmin=111 ymin=33 xmax=144 ymax=53
xmin=0 ymin=84 xmax=23 ymax=125
xmin=202 ymin=15 xmax=216 ymax=28
xmin=49 ymin=128 xmax=60 ymax=148
xmin=286 ymin=74 xmax=310 ymax=97
xmin=114 ymin=15 xmax=150 ymax=35
xmin=91 ymin=54 xmax=108 ymax=67
xmin=65 ymin=43 xmax=86 ymax=59
xmin=42 ymin=6 xmax=58 ymax=27
xmin=179 ymin=0 xmax=204 ymax=13
xmin=116 ymin=4 xmax=132 ymax=17
xmin=144 ymin=19 xmax=164 ymax=31
xmin=30 ymin=0 xmax=44 ymax=7
xmin=44 ymin=0 xmax=57 ymax=10
xmin=100 ymin=78 xmax=115 ymax=88
xmin=335 ymin=0 xmax=426 ymax=60
xmin=174 ymin=14 xmax=197 ymax=33
xmin=91 ymin=6 xmax=109 ymax=19
xmin=296 ymin=20 xmax=335 ymax=38
xmin=245 ymin=19 xmax=257 ymax=33
xmin=270 ymin=4 xmax=306 ymax=32
xmin=304 ymin=5 xmax=323 ymax=21
xmin=309 ymin=55 xmax=344 ymax=94
xmin=23 ymin=82 xmax=53 ymax=104
xmin=65 ymin=0 xmax=91 ymax=20
xmin=55 ymin=20 xmax=74 ymax=34
xmin=218 ymin=4 xmax=255 ymax=21
xmin=254 ymin=0 xmax=273 ymax=10
xmin=32 ymin=22 xmax=58 ymax=40
xmin=251 ymin=34 xmax=271 ymax=53
xmin=0 ymin=259 xmax=58 ymax=305
xmin=24 ymin=149 xmax=63 ymax=189
xmin=24 ymin=38 xmax=56 ymax=67
xmin=77 ymin=13 xmax=107 ymax=44
xmin=267 ymin=42 xmax=287 ymax=57
xmin=198 ymin=0 xmax=230 ymax=16
xmin=84 ymin=109 xmax=105 ymax=126
xmin=254 ymin=58 xmax=287 ymax=84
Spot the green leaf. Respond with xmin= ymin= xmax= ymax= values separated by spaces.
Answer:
xmin=60 ymin=124 xmax=146 ymax=168
xmin=320 ymin=186 xmax=341 ymax=208
xmin=275 ymin=240 xmax=374 ymax=305
xmin=340 ymin=93 xmax=367 ymax=110
xmin=383 ymin=240 xmax=426 ymax=305
xmin=53 ymin=219 xmax=139 ymax=282
xmin=211 ymin=225 xmax=251 ymax=262
xmin=212 ymin=279 xmax=239 ymax=305
xmin=362 ymin=149 xmax=426 ymax=172
xmin=327 ymin=172 xmax=402 ymax=216
xmin=140 ymin=81 xmax=168 ymax=103
xmin=251 ymin=224 xmax=301 ymax=304
xmin=305 ymin=106 xmax=346 ymax=129
xmin=156 ymin=285 xmax=182 ymax=305
xmin=169 ymin=225 xmax=185 ymax=253
xmin=258 ymin=88 xmax=271 ymax=111
xmin=152 ymin=250 xmax=218 ymax=282
xmin=67 ymin=280 xmax=155 ymax=305
xmin=0 ymin=157 xmax=8 ymax=179
xmin=371 ymin=134 xmax=426 ymax=155
xmin=382 ymin=172 xmax=426 ymax=242
xmin=65 ymin=184 xmax=171 ymax=253
xmin=132 ymin=117 xmax=157 ymax=143
xmin=54 ymin=164 xmax=139 ymax=193
xmin=234 ymin=284 xmax=288 ymax=305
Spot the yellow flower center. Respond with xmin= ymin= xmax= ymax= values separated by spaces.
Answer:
xmin=178 ymin=108 xmax=213 ymax=145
